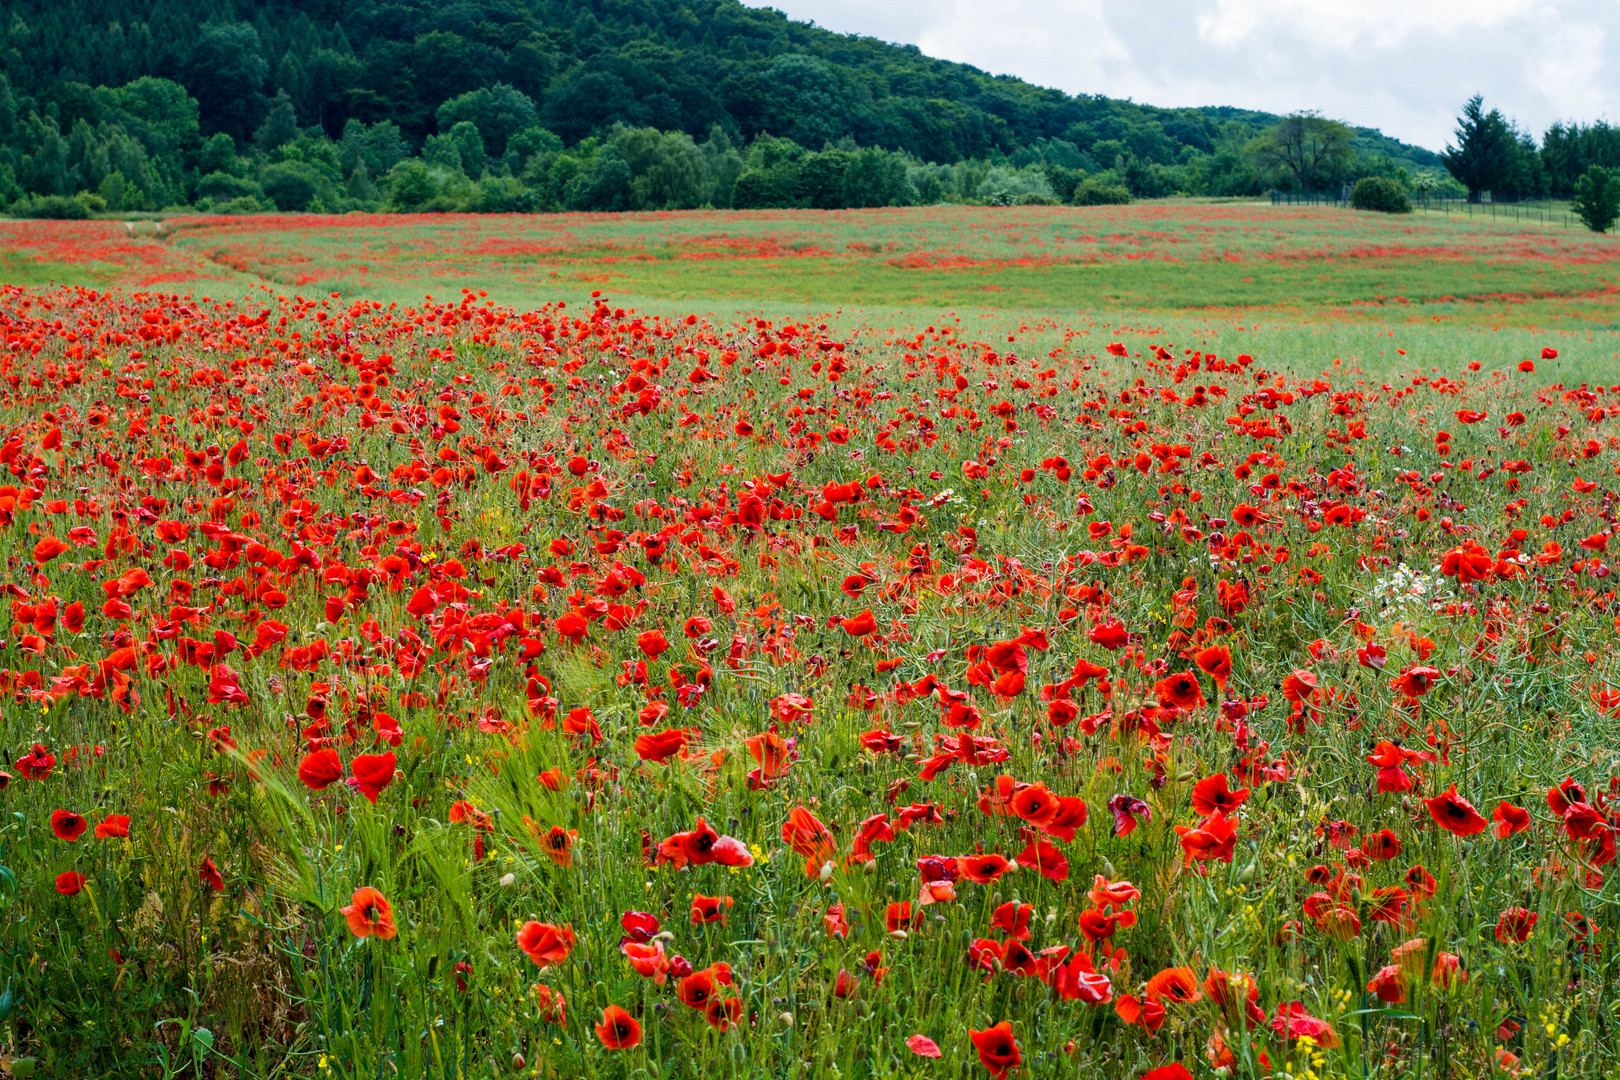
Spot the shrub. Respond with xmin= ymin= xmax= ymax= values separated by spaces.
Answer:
xmin=1572 ymin=165 xmax=1620 ymax=233
xmin=1071 ymin=179 xmax=1131 ymax=206
xmin=260 ymin=163 xmax=323 ymax=212
xmin=196 ymin=171 xmax=263 ymax=203
xmin=217 ymin=196 xmax=266 ymax=215
xmin=1350 ymin=176 xmax=1411 ymax=214
xmin=11 ymin=194 xmax=89 ymax=219
xmin=1016 ymin=192 xmax=1058 ymax=206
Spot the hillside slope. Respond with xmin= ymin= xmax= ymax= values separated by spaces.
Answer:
xmin=0 ymin=0 xmax=1440 ymax=170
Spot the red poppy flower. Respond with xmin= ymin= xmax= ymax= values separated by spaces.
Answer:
xmin=1174 ymin=810 xmax=1237 ymax=866
xmin=677 ymin=966 xmax=718 ymax=1009
xmin=1271 ymin=1002 xmax=1339 ymax=1047
xmin=1190 ymin=774 xmax=1248 ymax=815
xmin=839 ymin=609 xmax=877 ymax=636
xmin=51 ymin=809 xmax=88 ymax=842
xmin=906 ymin=1034 xmax=942 ymax=1058
xmin=517 ymin=921 xmax=576 ymax=968
xmin=634 ymin=726 xmax=695 ymax=763
xmin=689 ymin=893 xmax=733 ymax=926
xmin=704 ymin=995 xmax=743 ymax=1030
xmin=198 ymin=856 xmax=224 ymax=892
xmin=55 ymin=871 xmax=86 ymax=895
xmin=1142 ymin=1068 xmax=1195 ymax=1080
xmin=1423 ymin=784 xmax=1488 ymax=837
xmin=95 ymin=814 xmax=132 ymax=839
xmin=1051 ymin=950 xmax=1114 ymax=1003
xmin=538 ymin=824 xmax=576 ymax=867
xmin=1363 ymin=829 xmax=1402 ymax=861
xmin=16 ymin=744 xmax=55 ymax=781
xmin=1367 ymin=964 xmax=1406 ymax=1003
xmin=781 ymin=805 xmax=836 ymax=875
xmin=968 ymin=1021 xmax=1021 ymax=1078
xmin=1089 ymin=875 xmax=1142 ymax=910
xmin=1153 ymin=671 xmax=1204 ymax=711
xmin=1088 ymin=621 xmax=1129 ymax=649
xmin=342 ymin=886 xmax=398 ymax=940
xmin=1390 ymin=664 xmax=1441 ymax=698
xmin=960 ymin=853 xmax=1012 ymax=884
xmin=1194 ymin=645 xmax=1232 ymax=690
xmin=595 ymin=1005 xmax=642 ymax=1049
xmin=636 ymin=628 xmax=670 ymax=658
xmin=349 ymin=752 xmax=397 ymax=803
xmin=298 ymin=748 xmax=343 ymax=791
xmin=1495 ymin=907 xmax=1537 ymax=943
xmin=1145 ymin=965 xmax=1202 ymax=1004
xmin=1492 ymin=802 xmax=1531 ymax=838
xmin=988 ymin=899 xmax=1033 ymax=939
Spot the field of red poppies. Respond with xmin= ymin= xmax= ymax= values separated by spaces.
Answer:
xmin=4 ymin=204 xmax=1620 ymax=1079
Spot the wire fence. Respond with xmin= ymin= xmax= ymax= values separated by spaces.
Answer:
xmin=1269 ymin=189 xmax=1586 ymax=229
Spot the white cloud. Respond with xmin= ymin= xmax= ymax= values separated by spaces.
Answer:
xmin=748 ymin=0 xmax=1620 ymax=148
xmin=913 ymin=0 xmax=1131 ymax=71
xmin=1197 ymin=0 xmax=1544 ymax=51
xmin=1525 ymin=23 xmax=1614 ymax=121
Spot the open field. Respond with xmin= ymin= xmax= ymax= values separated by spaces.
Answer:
xmin=3 ymin=205 xmax=1620 ymax=1078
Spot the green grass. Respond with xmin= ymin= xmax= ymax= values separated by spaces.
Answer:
xmin=1 ymin=205 xmax=1620 ymax=1078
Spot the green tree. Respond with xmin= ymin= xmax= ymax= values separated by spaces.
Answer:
xmin=613 ymin=127 xmax=708 ymax=210
xmin=109 ymin=78 xmax=199 ymax=161
xmin=446 ymin=121 xmax=486 ymax=177
xmin=385 ymin=159 xmax=440 ymax=212
xmin=185 ymin=23 xmax=269 ymax=143
xmin=436 ymin=85 xmax=537 ymax=158
xmin=798 ymin=150 xmax=852 ymax=209
xmin=1441 ymin=95 xmax=1521 ymax=202
xmin=1572 ymin=165 xmax=1620 ymax=233
xmin=260 ymin=161 xmax=321 ymax=211
xmin=1246 ymin=112 xmax=1354 ymax=191
xmin=842 ymin=148 xmax=915 ymax=208
xmin=255 ymin=89 xmax=300 ymax=152
xmin=564 ymin=148 xmax=634 ymax=212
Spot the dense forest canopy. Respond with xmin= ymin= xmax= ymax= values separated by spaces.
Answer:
xmin=0 ymin=0 xmax=1610 ymax=216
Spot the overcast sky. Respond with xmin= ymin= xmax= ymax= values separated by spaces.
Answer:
xmin=746 ymin=0 xmax=1620 ymax=151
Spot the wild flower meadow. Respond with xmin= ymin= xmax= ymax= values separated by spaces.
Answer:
xmin=2 ymin=206 xmax=1620 ymax=1079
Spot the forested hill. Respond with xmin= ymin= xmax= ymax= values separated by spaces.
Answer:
xmin=2 ymin=0 xmax=1437 ymax=168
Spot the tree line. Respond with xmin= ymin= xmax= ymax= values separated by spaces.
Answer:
xmin=0 ymin=0 xmax=1612 ymax=219
xmin=0 ymin=0 xmax=1441 ymax=216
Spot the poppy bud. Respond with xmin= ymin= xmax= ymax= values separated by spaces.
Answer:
xmin=1176 ymin=770 xmax=1196 ymax=782
xmin=863 ymin=860 xmax=876 ymax=876
xmin=511 ymin=1054 xmax=525 ymax=1070
xmin=1099 ymin=857 xmax=1117 ymax=878
xmin=499 ymin=873 xmax=516 ymax=888
xmin=819 ymin=860 xmax=836 ymax=882
xmin=778 ymin=1012 xmax=794 ymax=1027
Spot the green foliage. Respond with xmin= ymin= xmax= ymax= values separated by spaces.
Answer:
xmin=1246 ymin=112 xmax=1355 ymax=191
xmin=1071 ymin=177 xmax=1131 ymax=206
xmin=259 ymin=161 xmax=323 ymax=211
xmin=1572 ymin=165 xmax=1620 ymax=233
xmin=436 ymin=85 xmax=538 ymax=158
xmin=1350 ymin=176 xmax=1411 ymax=214
xmin=10 ymin=193 xmax=89 ymax=218
xmin=842 ymin=148 xmax=916 ymax=208
xmin=253 ymin=89 xmax=300 ymax=153
xmin=446 ymin=121 xmax=487 ymax=177
xmin=196 ymin=171 xmax=263 ymax=204
xmin=1442 ymin=95 xmax=1532 ymax=202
